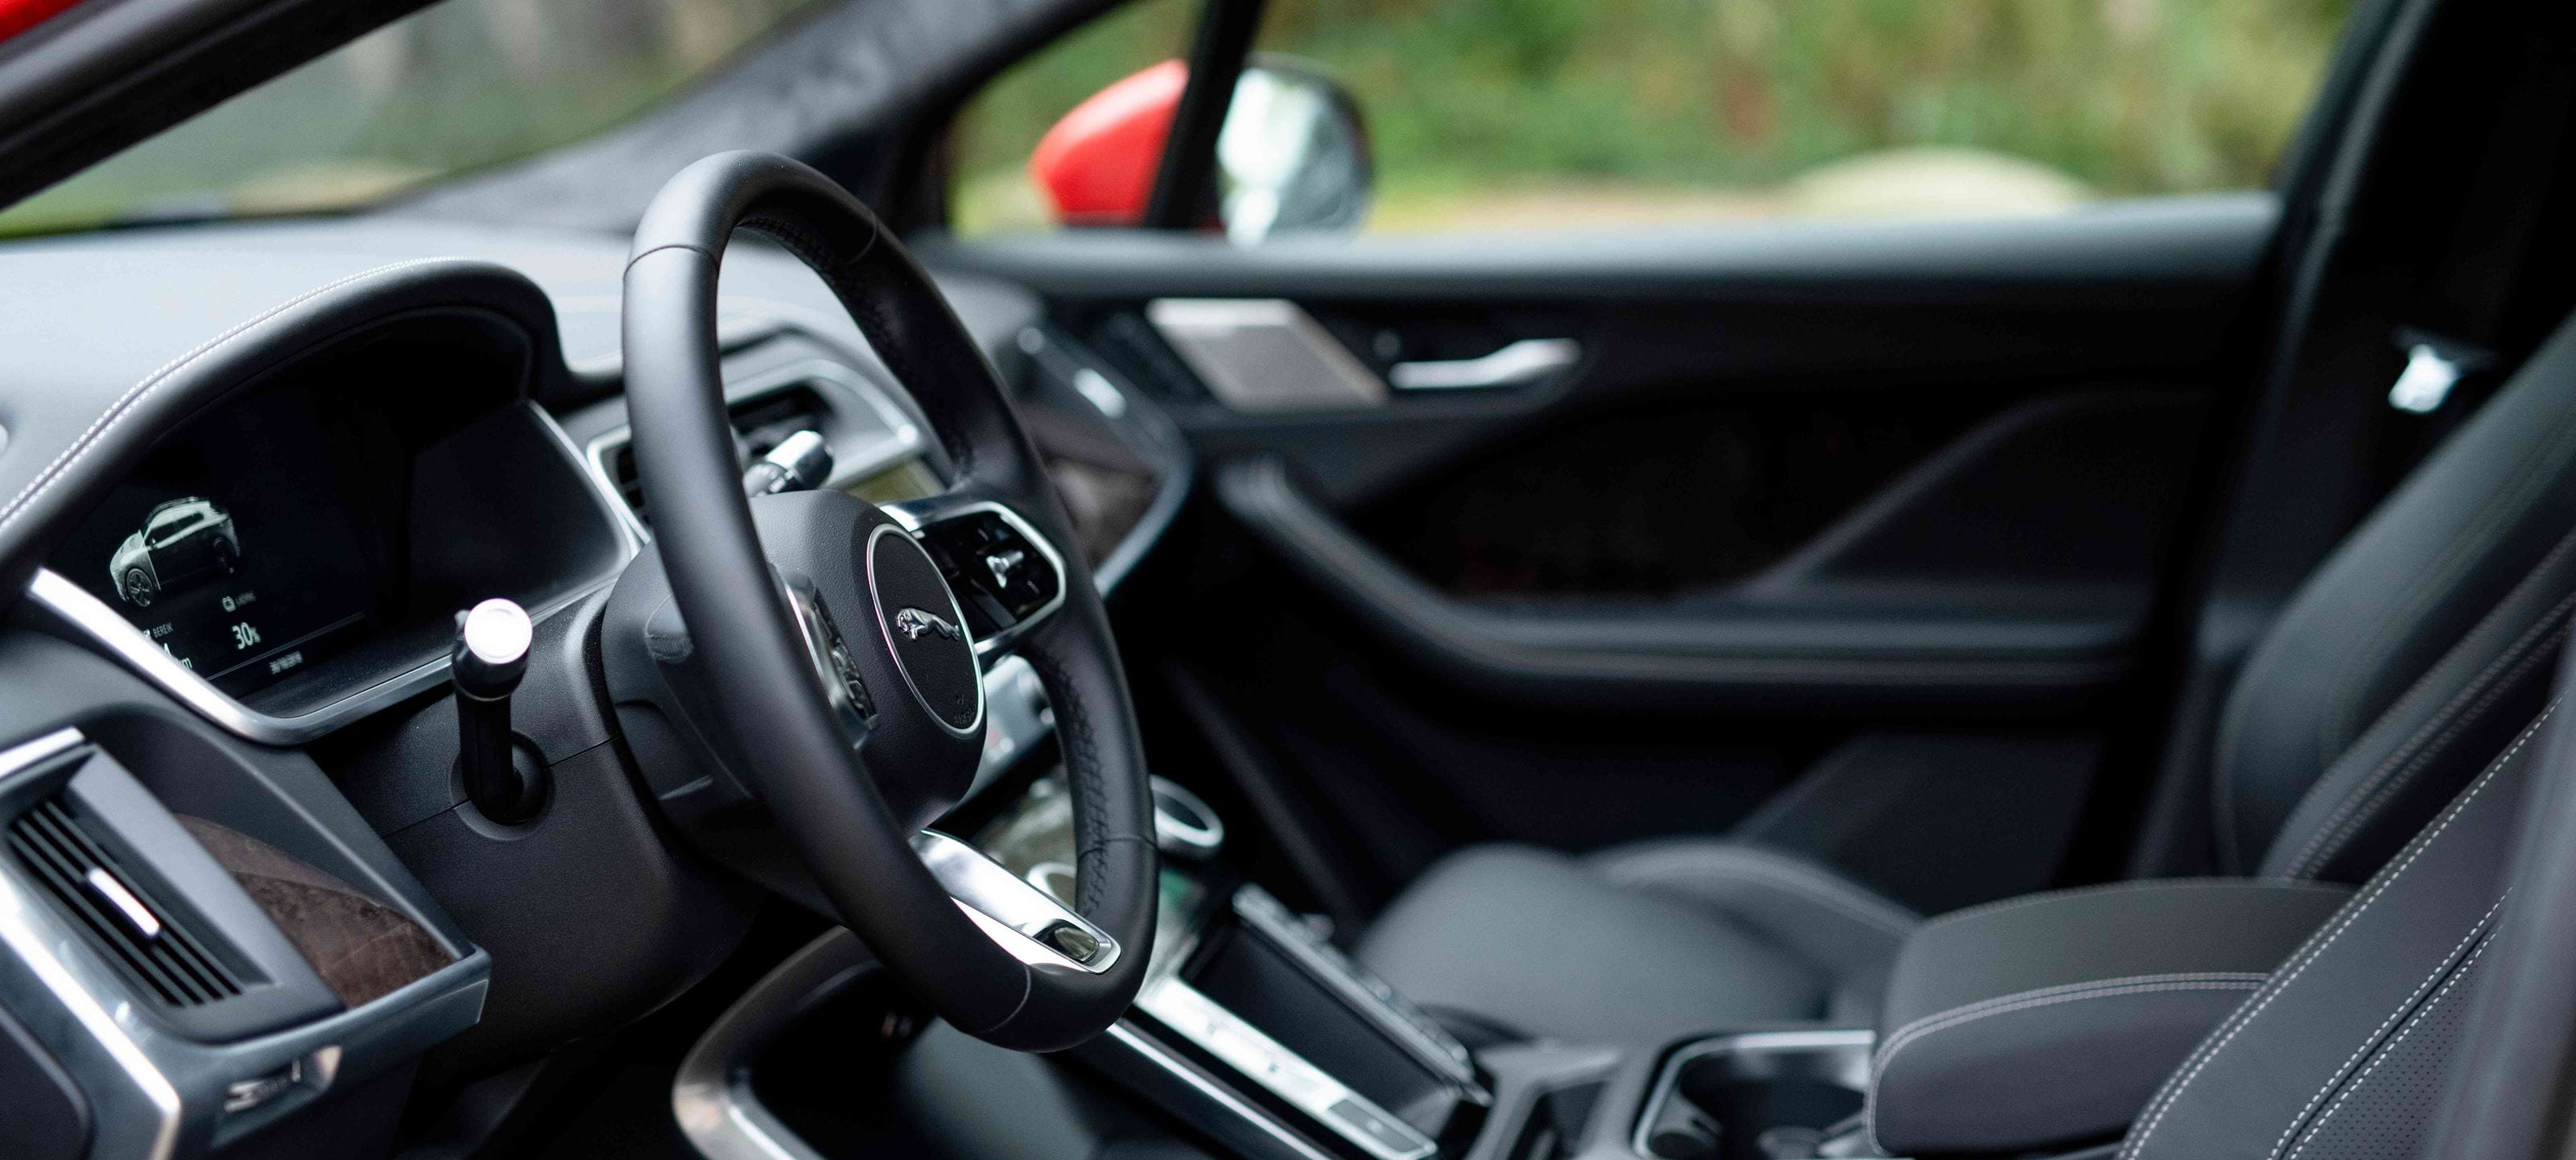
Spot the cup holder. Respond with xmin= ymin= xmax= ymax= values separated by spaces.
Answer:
xmin=1635 ymin=1030 xmax=1876 ymax=1160
xmin=1149 ymin=775 xmax=1224 ymax=860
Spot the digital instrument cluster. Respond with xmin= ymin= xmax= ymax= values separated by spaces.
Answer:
xmin=54 ymin=386 xmax=381 ymax=697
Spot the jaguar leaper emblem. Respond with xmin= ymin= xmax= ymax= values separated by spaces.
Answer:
xmin=894 ymin=607 xmax=963 ymax=642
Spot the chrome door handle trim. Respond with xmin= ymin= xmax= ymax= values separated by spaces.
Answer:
xmin=1389 ymin=337 xmax=1579 ymax=390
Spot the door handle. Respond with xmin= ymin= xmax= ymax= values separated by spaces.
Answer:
xmin=1388 ymin=338 xmax=1580 ymax=390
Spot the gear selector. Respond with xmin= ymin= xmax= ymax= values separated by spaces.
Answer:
xmin=452 ymin=597 xmax=543 ymax=823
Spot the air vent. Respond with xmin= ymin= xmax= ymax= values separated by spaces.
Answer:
xmin=6 ymin=797 xmax=244 ymax=1007
xmin=603 ymin=385 xmax=836 ymax=530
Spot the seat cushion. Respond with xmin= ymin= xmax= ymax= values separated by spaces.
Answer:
xmin=1356 ymin=841 xmax=1918 ymax=1045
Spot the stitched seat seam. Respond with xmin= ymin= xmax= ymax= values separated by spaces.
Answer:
xmin=1864 ymin=976 xmax=2265 ymax=1152
xmin=2119 ymin=701 xmax=2551 ymax=1160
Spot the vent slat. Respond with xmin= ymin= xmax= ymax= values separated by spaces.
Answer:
xmin=609 ymin=382 xmax=835 ymax=531
xmin=6 ymin=819 xmax=213 ymax=1004
xmin=6 ymin=798 xmax=242 ymax=1007
xmin=14 ymin=806 xmax=221 ymax=1005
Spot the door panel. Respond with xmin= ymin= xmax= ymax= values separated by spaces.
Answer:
xmin=923 ymin=192 xmax=2271 ymax=906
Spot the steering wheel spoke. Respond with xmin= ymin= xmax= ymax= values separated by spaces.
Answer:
xmin=884 ymin=493 xmax=1070 ymax=662
xmin=912 ymin=830 xmax=1121 ymax=972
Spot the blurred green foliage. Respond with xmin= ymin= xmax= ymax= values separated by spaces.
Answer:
xmin=953 ymin=0 xmax=2355 ymax=235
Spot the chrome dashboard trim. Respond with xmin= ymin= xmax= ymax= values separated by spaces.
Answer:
xmin=673 ymin=930 xmax=871 ymax=1160
xmin=27 ymin=569 xmax=448 ymax=748
xmin=535 ymin=398 xmax=650 ymax=563
xmin=1149 ymin=775 xmax=1226 ymax=859
xmin=0 ymin=729 xmax=495 ymax=1158
xmin=1133 ymin=973 xmax=1437 ymax=1160
xmin=0 ymin=729 xmax=184 ymax=1160
xmin=1103 ymin=1021 xmax=1342 ymax=1160
xmin=1231 ymin=884 xmax=1485 ymax=1098
xmin=583 ymin=357 xmax=931 ymax=542
xmin=26 ymin=402 xmax=636 ymax=747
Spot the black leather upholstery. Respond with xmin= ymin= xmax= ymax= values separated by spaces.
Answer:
xmin=2119 ymin=703 xmax=2550 ymax=1160
xmin=2222 ymin=317 xmax=2576 ymax=881
xmin=1867 ymin=881 xmax=2351 ymax=1154
xmin=1360 ymin=310 xmax=2576 ymax=1047
xmin=1356 ymin=843 xmax=1914 ymax=1042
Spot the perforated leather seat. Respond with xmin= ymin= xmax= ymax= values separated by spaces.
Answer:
xmin=1358 ymin=312 xmax=2576 ymax=1043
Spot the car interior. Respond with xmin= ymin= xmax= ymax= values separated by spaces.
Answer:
xmin=8 ymin=0 xmax=2576 ymax=1159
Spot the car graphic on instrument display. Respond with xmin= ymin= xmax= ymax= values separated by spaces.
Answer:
xmin=109 ymin=496 xmax=241 ymax=607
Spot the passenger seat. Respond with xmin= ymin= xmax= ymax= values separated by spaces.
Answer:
xmin=1356 ymin=308 xmax=2576 ymax=1044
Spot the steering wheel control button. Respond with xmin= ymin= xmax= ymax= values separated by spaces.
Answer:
xmin=782 ymin=573 xmax=876 ymax=741
xmin=865 ymin=526 xmax=985 ymax=736
xmin=1045 ymin=923 xmax=1104 ymax=963
xmin=911 ymin=507 xmax=1064 ymax=638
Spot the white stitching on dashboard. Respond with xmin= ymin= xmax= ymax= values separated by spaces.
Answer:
xmin=0 ymin=259 xmax=436 ymax=542
xmin=2120 ymin=700 xmax=2550 ymax=1160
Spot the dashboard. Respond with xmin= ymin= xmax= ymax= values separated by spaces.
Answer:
xmin=48 ymin=313 xmax=632 ymax=713
xmin=2 ymin=217 xmax=1180 ymax=744
xmin=0 ymin=216 xmax=1191 ymax=1160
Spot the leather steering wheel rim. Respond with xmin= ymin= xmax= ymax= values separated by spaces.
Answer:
xmin=621 ymin=151 xmax=1156 ymax=1051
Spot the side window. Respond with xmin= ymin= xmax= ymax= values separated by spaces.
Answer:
xmin=949 ymin=0 xmax=2355 ymax=241
xmin=947 ymin=0 xmax=1198 ymax=237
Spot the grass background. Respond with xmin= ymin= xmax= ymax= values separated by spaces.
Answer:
xmin=953 ymin=0 xmax=2357 ymax=235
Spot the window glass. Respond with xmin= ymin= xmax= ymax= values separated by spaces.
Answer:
xmin=0 ymin=0 xmax=822 ymax=237
xmin=947 ymin=0 xmax=1198 ymax=237
xmin=1261 ymin=0 xmax=2355 ymax=233
xmin=958 ymin=0 xmax=2355 ymax=238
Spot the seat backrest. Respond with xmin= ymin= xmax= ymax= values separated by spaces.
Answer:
xmin=2211 ymin=312 xmax=2576 ymax=882
xmin=2122 ymin=696 xmax=2549 ymax=1160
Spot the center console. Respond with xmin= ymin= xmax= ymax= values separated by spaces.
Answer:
xmin=669 ymin=763 xmax=2362 ymax=1160
xmin=978 ymin=776 xmax=1486 ymax=1160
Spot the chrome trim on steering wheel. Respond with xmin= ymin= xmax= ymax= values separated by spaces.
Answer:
xmin=912 ymin=830 xmax=1120 ymax=972
xmin=778 ymin=572 xmax=874 ymax=745
xmin=882 ymin=496 xmax=1070 ymax=660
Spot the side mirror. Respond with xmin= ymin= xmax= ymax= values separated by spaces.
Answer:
xmin=1216 ymin=58 xmax=1371 ymax=242
xmin=1027 ymin=57 xmax=1372 ymax=241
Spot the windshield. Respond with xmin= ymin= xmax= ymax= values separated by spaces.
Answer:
xmin=0 ymin=0 xmax=820 ymax=237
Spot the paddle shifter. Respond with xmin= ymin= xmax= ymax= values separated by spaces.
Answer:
xmin=453 ymin=597 xmax=543 ymax=823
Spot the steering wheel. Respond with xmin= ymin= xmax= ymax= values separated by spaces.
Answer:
xmin=620 ymin=151 xmax=1156 ymax=1051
